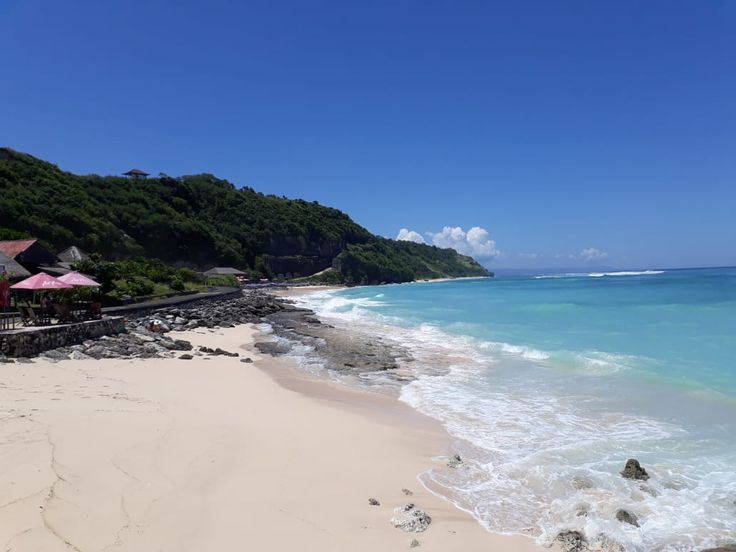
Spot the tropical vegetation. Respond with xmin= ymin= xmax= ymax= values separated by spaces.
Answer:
xmin=0 ymin=148 xmax=491 ymax=285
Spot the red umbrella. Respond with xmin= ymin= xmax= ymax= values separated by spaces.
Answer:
xmin=57 ymin=271 xmax=101 ymax=287
xmin=10 ymin=272 xmax=73 ymax=290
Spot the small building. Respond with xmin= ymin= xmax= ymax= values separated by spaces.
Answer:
xmin=58 ymin=245 xmax=90 ymax=264
xmin=123 ymin=168 xmax=149 ymax=179
xmin=0 ymin=239 xmax=58 ymax=273
xmin=0 ymin=251 xmax=31 ymax=280
xmin=203 ymin=267 xmax=247 ymax=285
xmin=203 ymin=267 xmax=246 ymax=277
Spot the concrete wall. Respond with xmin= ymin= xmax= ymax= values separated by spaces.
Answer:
xmin=0 ymin=317 xmax=126 ymax=358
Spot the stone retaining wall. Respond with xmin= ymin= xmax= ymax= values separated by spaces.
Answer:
xmin=102 ymin=287 xmax=244 ymax=319
xmin=0 ymin=317 xmax=126 ymax=358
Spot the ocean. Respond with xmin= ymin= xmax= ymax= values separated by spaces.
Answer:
xmin=292 ymin=267 xmax=736 ymax=551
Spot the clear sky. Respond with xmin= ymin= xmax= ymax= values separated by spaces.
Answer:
xmin=1 ymin=0 xmax=734 ymax=269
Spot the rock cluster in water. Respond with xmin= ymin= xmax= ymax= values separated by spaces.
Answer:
xmin=620 ymin=458 xmax=649 ymax=481
xmin=255 ymin=302 xmax=412 ymax=375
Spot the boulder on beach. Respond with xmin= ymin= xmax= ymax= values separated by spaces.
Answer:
xmin=615 ymin=509 xmax=639 ymax=527
xmin=391 ymin=503 xmax=431 ymax=533
xmin=368 ymin=498 xmax=380 ymax=506
xmin=621 ymin=458 xmax=649 ymax=480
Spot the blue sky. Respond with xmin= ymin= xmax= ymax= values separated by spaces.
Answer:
xmin=1 ymin=0 xmax=734 ymax=269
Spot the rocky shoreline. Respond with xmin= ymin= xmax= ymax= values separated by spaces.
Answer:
xmin=8 ymin=290 xmax=410 ymax=373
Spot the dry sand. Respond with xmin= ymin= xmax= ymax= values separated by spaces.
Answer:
xmin=0 ymin=323 xmax=552 ymax=551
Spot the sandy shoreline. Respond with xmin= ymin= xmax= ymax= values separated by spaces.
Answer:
xmin=0 ymin=305 xmax=551 ymax=550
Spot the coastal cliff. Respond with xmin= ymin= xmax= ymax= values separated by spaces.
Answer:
xmin=0 ymin=148 xmax=491 ymax=284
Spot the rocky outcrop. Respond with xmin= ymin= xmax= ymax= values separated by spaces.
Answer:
xmin=391 ymin=504 xmax=432 ymax=533
xmin=621 ymin=459 xmax=649 ymax=480
xmin=256 ymin=302 xmax=411 ymax=375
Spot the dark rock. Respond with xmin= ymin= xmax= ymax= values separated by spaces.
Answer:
xmin=0 ymin=357 xmax=15 ymax=363
xmin=410 ymin=539 xmax=420 ymax=548
xmin=255 ymin=341 xmax=292 ymax=356
xmin=368 ymin=498 xmax=380 ymax=506
xmin=402 ymin=488 xmax=413 ymax=496
xmin=621 ymin=458 xmax=649 ymax=481
xmin=240 ymin=357 xmax=253 ymax=363
xmin=556 ymin=531 xmax=586 ymax=552
xmin=170 ymin=339 xmax=193 ymax=351
xmin=615 ymin=509 xmax=639 ymax=527
xmin=214 ymin=347 xmax=238 ymax=357
xmin=41 ymin=349 xmax=70 ymax=361
xmin=447 ymin=454 xmax=463 ymax=469
xmin=179 ymin=354 xmax=194 ymax=360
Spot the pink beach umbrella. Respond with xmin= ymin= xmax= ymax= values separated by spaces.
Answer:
xmin=57 ymin=271 xmax=101 ymax=287
xmin=10 ymin=272 xmax=73 ymax=290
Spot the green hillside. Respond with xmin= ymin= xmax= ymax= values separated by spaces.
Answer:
xmin=0 ymin=148 xmax=491 ymax=284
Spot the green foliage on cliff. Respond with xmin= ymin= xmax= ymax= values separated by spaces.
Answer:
xmin=0 ymin=148 xmax=491 ymax=284
xmin=336 ymin=239 xmax=490 ymax=285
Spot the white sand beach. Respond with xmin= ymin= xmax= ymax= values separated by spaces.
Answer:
xmin=0 ymin=321 xmax=552 ymax=551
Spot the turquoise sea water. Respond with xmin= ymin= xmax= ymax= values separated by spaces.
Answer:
xmin=296 ymin=268 xmax=736 ymax=551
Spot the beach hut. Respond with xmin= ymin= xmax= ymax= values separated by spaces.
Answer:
xmin=123 ymin=168 xmax=149 ymax=179
xmin=203 ymin=266 xmax=247 ymax=285
xmin=0 ymin=239 xmax=58 ymax=273
xmin=203 ymin=267 xmax=246 ymax=276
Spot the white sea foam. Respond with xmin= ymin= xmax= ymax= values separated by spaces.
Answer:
xmin=293 ymin=288 xmax=736 ymax=551
xmin=535 ymin=270 xmax=665 ymax=279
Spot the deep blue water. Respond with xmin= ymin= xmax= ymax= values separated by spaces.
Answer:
xmin=298 ymin=268 xmax=736 ymax=551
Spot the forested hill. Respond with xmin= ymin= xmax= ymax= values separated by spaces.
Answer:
xmin=0 ymin=148 xmax=491 ymax=284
